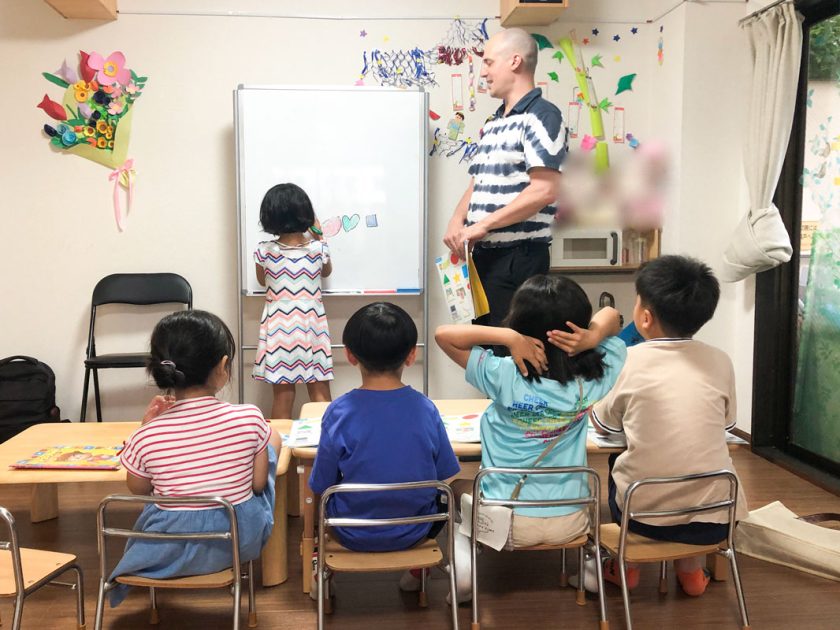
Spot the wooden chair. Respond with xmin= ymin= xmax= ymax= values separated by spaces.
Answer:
xmin=599 ymin=470 xmax=750 ymax=630
xmin=80 ymin=273 xmax=192 ymax=421
xmin=316 ymin=481 xmax=459 ymax=630
xmin=94 ymin=495 xmax=257 ymax=630
xmin=0 ymin=506 xmax=85 ymax=630
xmin=469 ymin=466 xmax=609 ymax=630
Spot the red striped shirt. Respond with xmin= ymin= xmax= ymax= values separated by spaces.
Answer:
xmin=120 ymin=397 xmax=271 ymax=510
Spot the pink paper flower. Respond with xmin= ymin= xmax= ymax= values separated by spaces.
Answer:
xmin=87 ymin=51 xmax=131 ymax=86
xmin=125 ymin=83 xmax=138 ymax=95
xmin=107 ymin=99 xmax=125 ymax=115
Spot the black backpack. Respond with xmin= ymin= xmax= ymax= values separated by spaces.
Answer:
xmin=0 ymin=356 xmax=61 ymax=444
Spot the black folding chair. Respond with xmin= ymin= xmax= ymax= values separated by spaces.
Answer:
xmin=80 ymin=273 xmax=192 ymax=421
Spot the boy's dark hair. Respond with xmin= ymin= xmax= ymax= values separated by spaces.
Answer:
xmin=147 ymin=310 xmax=235 ymax=389
xmin=343 ymin=302 xmax=417 ymax=373
xmin=635 ymin=255 xmax=720 ymax=337
xmin=259 ymin=183 xmax=315 ymax=236
xmin=504 ymin=275 xmax=606 ymax=385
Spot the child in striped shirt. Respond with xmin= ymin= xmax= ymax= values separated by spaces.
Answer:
xmin=108 ymin=310 xmax=282 ymax=606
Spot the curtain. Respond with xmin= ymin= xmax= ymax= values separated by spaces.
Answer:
xmin=721 ymin=3 xmax=803 ymax=283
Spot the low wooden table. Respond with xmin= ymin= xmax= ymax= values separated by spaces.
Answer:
xmin=0 ymin=421 xmax=293 ymax=587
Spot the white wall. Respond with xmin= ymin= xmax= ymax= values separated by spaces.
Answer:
xmin=0 ymin=0 xmax=768 ymax=430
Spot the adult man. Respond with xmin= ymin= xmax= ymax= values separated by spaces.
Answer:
xmin=443 ymin=28 xmax=567 ymax=326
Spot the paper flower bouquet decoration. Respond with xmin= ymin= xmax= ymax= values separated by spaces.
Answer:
xmin=38 ymin=51 xmax=146 ymax=169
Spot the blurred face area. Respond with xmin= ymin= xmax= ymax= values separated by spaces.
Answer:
xmin=480 ymin=34 xmax=518 ymax=99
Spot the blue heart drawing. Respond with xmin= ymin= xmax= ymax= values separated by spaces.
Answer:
xmin=342 ymin=214 xmax=360 ymax=232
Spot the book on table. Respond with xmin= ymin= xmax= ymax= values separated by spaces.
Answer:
xmin=11 ymin=445 xmax=123 ymax=470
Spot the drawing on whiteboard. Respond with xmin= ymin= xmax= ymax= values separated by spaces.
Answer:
xmin=321 ymin=216 xmax=342 ymax=238
xmin=342 ymin=214 xmax=361 ymax=232
xmin=365 ymin=214 xmax=378 ymax=228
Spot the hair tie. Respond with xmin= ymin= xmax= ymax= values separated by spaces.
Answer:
xmin=161 ymin=360 xmax=177 ymax=369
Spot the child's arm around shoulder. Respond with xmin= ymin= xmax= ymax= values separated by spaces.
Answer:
xmin=547 ymin=306 xmax=621 ymax=356
xmin=435 ymin=324 xmax=547 ymax=376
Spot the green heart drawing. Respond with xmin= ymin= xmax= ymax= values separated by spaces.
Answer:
xmin=342 ymin=214 xmax=360 ymax=232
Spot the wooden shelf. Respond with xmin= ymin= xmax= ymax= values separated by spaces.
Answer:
xmin=43 ymin=0 xmax=117 ymax=20
xmin=501 ymin=0 xmax=568 ymax=27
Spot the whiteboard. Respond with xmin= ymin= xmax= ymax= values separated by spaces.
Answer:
xmin=235 ymin=85 xmax=428 ymax=295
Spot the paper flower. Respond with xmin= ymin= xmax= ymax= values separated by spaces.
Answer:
xmin=61 ymin=129 xmax=78 ymax=146
xmin=78 ymin=103 xmax=92 ymax=118
xmin=97 ymin=137 xmax=107 ymax=148
xmin=56 ymin=60 xmax=78 ymax=84
xmin=125 ymin=82 xmax=138 ymax=95
xmin=107 ymin=100 xmax=124 ymax=116
xmin=74 ymin=88 xmax=90 ymax=102
xmin=78 ymin=51 xmax=96 ymax=82
xmin=37 ymin=94 xmax=67 ymax=120
xmin=96 ymin=120 xmax=108 ymax=134
xmin=87 ymin=51 xmax=130 ymax=86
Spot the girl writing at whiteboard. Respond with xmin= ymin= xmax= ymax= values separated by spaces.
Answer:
xmin=253 ymin=183 xmax=333 ymax=419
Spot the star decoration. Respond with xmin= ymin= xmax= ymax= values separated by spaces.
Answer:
xmin=613 ymin=34 xmax=621 ymax=42
xmin=631 ymin=27 xmax=639 ymax=34
xmin=592 ymin=28 xmax=599 ymax=36
xmin=360 ymin=29 xmax=367 ymax=37
xmin=583 ymin=38 xmax=590 ymax=45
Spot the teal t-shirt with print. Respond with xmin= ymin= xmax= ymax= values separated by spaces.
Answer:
xmin=466 ymin=337 xmax=627 ymax=517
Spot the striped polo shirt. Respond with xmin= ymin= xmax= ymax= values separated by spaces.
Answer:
xmin=467 ymin=88 xmax=567 ymax=248
xmin=120 ymin=397 xmax=271 ymax=510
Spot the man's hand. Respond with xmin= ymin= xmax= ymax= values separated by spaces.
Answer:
xmin=547 ymin=322 xmax=599 ymax=356
xmin=462 ymin=223 xmax=489 ymax=248
xmin=443 ymin=221 xmax=467 ymax=259
xmin=509 ymin=333 xmax=548 ymax=377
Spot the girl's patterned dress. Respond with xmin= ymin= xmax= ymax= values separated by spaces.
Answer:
xmin=253 ymin=240 xmax=333 ymax=383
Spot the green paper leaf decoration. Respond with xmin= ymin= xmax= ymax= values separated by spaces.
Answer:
xmin=531 ymin=33 xmax=554 ymax=50
xmin=616 ymin=73 xmax=637 ymax=95
xmin=552 ymin=50 xmax=564 ymax=62
xmin=598 ymin=98 xmax=613 ymax=111
xmin=42 ymin=72 xmax=70 ymax=89
xmin=591 ymin=54 xmax=604 ymax=68
xmin=548 ymin=71 xmax=559 ymax=82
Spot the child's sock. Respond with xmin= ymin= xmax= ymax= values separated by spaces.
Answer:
xmin=398 ymin=568 xmax=423 ymax=592
xmin=676 ymin=568 xmax=711 ymax=597
xmin=603 ymin=558 xmax=640 ymax=590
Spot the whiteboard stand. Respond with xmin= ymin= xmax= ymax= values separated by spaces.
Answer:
xmin=233 ymin=85 xmax=430 ymax=405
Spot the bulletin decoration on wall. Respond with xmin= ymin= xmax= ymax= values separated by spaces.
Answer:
xmin=37 ymin=51 xmax=146 ymax=231
xmin=802 ymin=116 xmax=839 ymax=216
xmin=359 ymin=47 xmax=438 ymax=88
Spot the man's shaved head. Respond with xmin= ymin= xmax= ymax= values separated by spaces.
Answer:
xmin=491 ymin=28 xmax=538 ymax=75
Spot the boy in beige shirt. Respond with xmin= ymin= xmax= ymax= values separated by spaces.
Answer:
xmin=591 ymin=255 xmax=748 ymax=596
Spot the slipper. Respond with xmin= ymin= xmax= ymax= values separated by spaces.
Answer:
xmin=603 ymin=558 xmax=640 ymax=590
xmin=677 ymin=568 xmax=711 ymax=597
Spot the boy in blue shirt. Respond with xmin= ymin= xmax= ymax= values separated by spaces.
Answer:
xmin=309 ymin=302 xmax=460 ymax=557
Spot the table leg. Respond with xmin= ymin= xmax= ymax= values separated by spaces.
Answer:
xmin=300 ymin=462 xmax=315 ymax=594
xmin=708 ymin=552 xmax=729 ymax=581
xmin=30 ymin=484 xmax=58 ymax=523
xmin=261 ymin=472 xmax=288 ymax=586
xmin=287 ymin=457 xmax=300 ymax=517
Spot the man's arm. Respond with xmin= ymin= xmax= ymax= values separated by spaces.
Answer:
xmin=462 ymin=168 xmax=560 ymax=244
xmin=443 ymin=178 xmax=475 ymax=258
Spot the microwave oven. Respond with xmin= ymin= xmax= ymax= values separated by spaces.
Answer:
xmin=550 ymin=227 xmax=622 ymax=267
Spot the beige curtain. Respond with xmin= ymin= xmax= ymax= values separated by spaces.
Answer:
xmin=722 ymin=3 xmax=803 ymax=283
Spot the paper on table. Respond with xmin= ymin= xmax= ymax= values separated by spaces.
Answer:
xmin=11 ymin=445 xmax=123 ymax=470
xmin=441 ymin=413 xmax=482 ymax=443
xmin=285 ymin=419 xmax=322 ymax=448
xmin=586 ymin=426 xmax=749 ymax=449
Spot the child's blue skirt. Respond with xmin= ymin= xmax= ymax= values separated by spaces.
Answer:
xmin=108 ymin=444 xmax=278 ymax=607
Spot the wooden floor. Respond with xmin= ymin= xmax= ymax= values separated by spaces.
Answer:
xmin=3 ymin=449 xmax=840 ymax=629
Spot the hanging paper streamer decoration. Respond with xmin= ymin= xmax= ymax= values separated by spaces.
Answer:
xmin=537 ymin=80 xmax=549 ymax=101
xmin=38 ymin=51 xmax=147 ymax=230
xmin=468 ymin=54 xmax=476 ymax=111
xmin=559 ymin=37 xmax=610 ymax=172
xmin=567 ymin=101 xmax=581 ymax=139
xmin=612 ymin=107 xmax=625 ymax=143
xmin=658 ymin=35 xmax=665 ymax=65
xmin=360 ymin=48 xmax=437 ymax=88
xmin=451 ymin=74 xmax=464 ymax=111
xmin=435 ymin=18 xmax=489 ymax=65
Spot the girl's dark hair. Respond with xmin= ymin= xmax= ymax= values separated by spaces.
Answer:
xmin=259 ymin=183 xmax=316 ymax=236
xmin=343 ymin=302 xmax=417 ymax=373
xmin=147 ymin=310 xmax=235 ymax=390
xmin=504 ymin=275 xmax=606 ymax=385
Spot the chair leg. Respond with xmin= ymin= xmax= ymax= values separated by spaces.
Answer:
xmin=470 ymin=531 xmax=481 ymax=630
xmin=247 ymin=561 xmax=257 ymax=628
xmin=92 ymin=369 xmax=103 ymax=422
xmin=618 ymin=557 xmax=633 ymax=630
xmin=659 ymin=561 xmax=668 ymax=594
xmin=80 ymin=368 xmax=91 ymax=422
xmin=724 ymin=549 xmax=750 ymax=629
xmin=593 ymin=545 xmax=609 ymax=630
xmin=419 ymin=567 xmax=429 ymax=608
xmin=149 ymin=587 xmax=160 ymax=625
xmin=93 ymin=579 xmax=107 ymax=630
xmin=11 ymin=592 xmax=24 ymax=630
xmin=72 ymin=564 xmax=86 ymax=630
xmin=576 ymin=547 xmax=586 ymax=606
xmin=559 ymin=548 xmax=568 ymax=587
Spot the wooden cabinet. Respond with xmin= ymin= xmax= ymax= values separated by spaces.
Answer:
xmin=501 ymin=0 xmax=569 ymax=27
